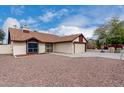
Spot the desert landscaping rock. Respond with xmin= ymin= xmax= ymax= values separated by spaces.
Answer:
xmin=0 ymin=54 xmax=123 ymax=87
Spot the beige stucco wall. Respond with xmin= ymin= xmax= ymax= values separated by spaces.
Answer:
xmin=73 ymin=37 xmax=87 ymax=43
xmin=83 ymin=38 xmax=86 ymax=43
xmin=13 ymin=42 xmax=26 ymax=55
xmin=74 ymin=44 xmax=85 ymax=53
xmin=73 ymin=37 xmax=79 ymax=42
xmin=53 ymin=42 xmax=74 ymax=54
xmin=39 ymin=43 xmax=45 ymax=53
xmin=0 ymin=44 xmax=12 ymax=54
xmin=73 ymin=37 xmax=86 ymax=53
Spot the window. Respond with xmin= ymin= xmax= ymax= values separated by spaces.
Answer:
xmin=27 ymin=42 xmax=38 ymax=53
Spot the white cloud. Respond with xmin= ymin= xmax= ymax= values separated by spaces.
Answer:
xmin=11 ymin=6 xmax=25 ymax=15
xmin=26 ymin=17 xmax=37 ymax=24
xmin=39 ymin=8 xmax=68 ymax=23
xmin=20 ymin=17 xmax=38 ymax=28
xmin=56 ymin=8 xmax=69 ymax=18
xmin=60 ymin=14 xmax=88 ymax=27
xmin=39 ymin=12 xmax=96 ymax=38
xmin=47 ymin=13 xmax=96 ymax=38
xmin=49 ymin=25 xmax=97 ymax=38
xmin=2 ymin=17 xmax=20 ymax=44
xmin=37 ymin=30 xmax=49 ymax=34
xmin=39 ymin=11 xmax=57 ymax=22
xmin=19 ymin=19 xmax=26 ymax=24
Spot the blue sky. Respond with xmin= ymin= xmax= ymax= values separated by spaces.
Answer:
xmin=0 ymin=5 xmax=124 ymax=40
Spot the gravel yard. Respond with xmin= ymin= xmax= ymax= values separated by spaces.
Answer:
xmin=0 ymin=54 xmax=124 ymax=87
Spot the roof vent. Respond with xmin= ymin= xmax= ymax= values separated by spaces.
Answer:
xmin=21 ymin=25 xmax=30 ymax=33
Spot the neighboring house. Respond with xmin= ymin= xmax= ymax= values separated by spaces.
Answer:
xmin=6 ymin=28 xmax=87 ymax=56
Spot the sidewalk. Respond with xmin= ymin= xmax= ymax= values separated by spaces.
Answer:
xmin=52 ymin=52 xmax=123 ymax=60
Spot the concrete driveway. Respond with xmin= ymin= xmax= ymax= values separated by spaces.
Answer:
xmin=53 ymin=52 xmax=123 ymax=60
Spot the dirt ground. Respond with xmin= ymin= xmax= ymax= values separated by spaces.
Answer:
xmin=0 ymin=54 xmax=124 ymax=87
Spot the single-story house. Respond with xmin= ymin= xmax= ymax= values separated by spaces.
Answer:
xmin=6 ymin=28 xmax=87 ymax=56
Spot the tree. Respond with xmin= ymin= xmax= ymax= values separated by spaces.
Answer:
xmin=96 ymin=40 xmax=101 ymax=49
xmin=0 ymin=29 xmax=5 ymax=43
xmin=94 ymin=24 xmax=109 ymax=49
xmin=107 ymin=18 xmax=124 ymax=44
xmin=94 ymin=17 xmax=124 ymax=49
xmin=87 ymin=39 xmax=97 ymax=49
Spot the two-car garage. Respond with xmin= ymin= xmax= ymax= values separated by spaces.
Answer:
xmin=53 ymin=34 xmax=87 ymax=54
xmin=53 ymin=42 xmax=86 ymax=54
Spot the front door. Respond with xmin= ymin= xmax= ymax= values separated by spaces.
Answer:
xmin=45 ymin=43 xmax=53 ymax=53
xmin=27 ymin=42 xmax=38 ymax=54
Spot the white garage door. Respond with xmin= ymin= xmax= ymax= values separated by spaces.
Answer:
xmin=75 ymin=44 xmax=85 ymax=54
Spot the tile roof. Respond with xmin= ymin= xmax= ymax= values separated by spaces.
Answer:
xmin=9 ymin=28 xmax=85 ymax=43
